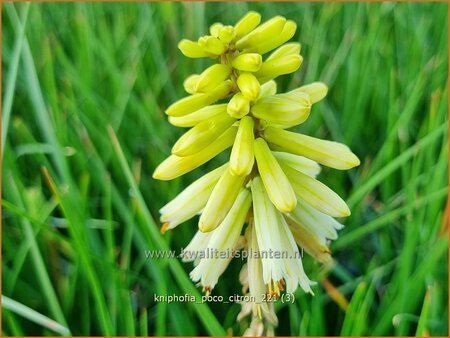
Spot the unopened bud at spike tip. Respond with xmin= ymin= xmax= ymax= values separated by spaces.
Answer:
xmin=218 ymin=25 xmax=235 ymax=43
xmin=267 ymin=42 xmax=302 ymax=61
xmin=209 ymin=23 xmax=223 ymax=37
xmin=234 ymin=11 xmax=261 ymax=39
xmin=236 ymin=16 xmax=286 ymax=50
xmin=246 ymin=20 xmax=297 ymax=55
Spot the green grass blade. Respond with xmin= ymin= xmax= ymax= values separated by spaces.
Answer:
xmin=2 ymin=295 xmax=70 ymax=336
xmin=1 ymin=3 xmax=30 ymax=158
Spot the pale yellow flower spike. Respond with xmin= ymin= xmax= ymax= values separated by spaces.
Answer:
xmin=254 ymin=138 xmax=297 ymax=213
xmin=154 ymin=12 xmax=361 ymax=324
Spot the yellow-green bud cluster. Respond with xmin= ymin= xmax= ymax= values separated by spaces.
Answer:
xmin=153 ymin=11 xmax=361 ymax=315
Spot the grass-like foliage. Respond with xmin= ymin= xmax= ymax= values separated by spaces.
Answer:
xmin=2 ymin=2 xmax=448 ymax=336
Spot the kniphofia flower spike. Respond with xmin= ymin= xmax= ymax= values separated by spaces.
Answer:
xmin=153 ymin=11 xmax=360 ymax=334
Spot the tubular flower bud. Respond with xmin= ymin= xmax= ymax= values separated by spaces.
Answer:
xmin=273 ymin=151 xmax=321 ymax=178
xmin=234 ymin=11 xmax=261 ymax=40
xmin=254 ymin=138 xmax=297 ymax=213
xmin=289 ymin=201 xmax=344 ymax=242
xmin=153 ymin=126 xmax=237 ymax=180
xmin=250 ymin=177 xmax=313 ymax=293
xmin=282 ymin=163 xmax=351 ymax=217
xmin=255 ymin=54 xmax=303 ymax=83
xmin=168 ymin=104 xmax=227 ymax=128
xmin=227 ymin=93 xmax=250 ymax=118
xmin=165 ymin=81 xmax=232 ymax=117
xmin=285 ymin=216 xmax=332 ymax=264
xmin=230 ymin=116 xmax=255 ymax=176
xmin=181 ymin=230 xmax=213 ymax=265
xmin=245 ymin=224 xmax=268 ymax=307
xmin=285 ymin=201 xmax=344 ymax=264
xmin=266 ymin=42 xmax=301 ymax=61
xmin=199 ymin=168 xmax=246 ymax=232
xmin=172 ymin=114 xmax=236 ymax=156
xmin=191 ymin=188 xmax=251 ymax=289
xmin=237 ymin=72 xmax=261 ymax=101
xmin=178 ymin=39 xmax=213 ymax=58
xmin=195 ymin=64 xmax=232 ymax=93
xmin=290 ymin=82 xmax=328 ymax=104
xmin=244 ymin=20 xmax=297 ymax=55
xmin=232 ymin=53 xmax=262 ymax=72
xmin=259 ymin=80 xmax=277 ymax=98
xmin=252 ymin=91 xmax=311 ymax=126
xmin=263 ymin=126 xmax=360 ymax=170
xmin=183 ymin=74 xmax=200 ymax=94
xmin=153 ymin=12 xmax=361 ymax=332
xmin=236 ymin=16 xmax=286 ymax=50
xmin=160 ymin=164 xmax=228 ymax=232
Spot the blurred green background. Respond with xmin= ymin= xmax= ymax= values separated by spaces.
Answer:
xmin=2 ymin=1 xmax=448 ymax=336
